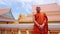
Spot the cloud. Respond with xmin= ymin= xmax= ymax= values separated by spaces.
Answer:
xmin=15 ymin=0 xmax=57 ymax=4
xmin=0 ymin=0 xmax=6 ymax=5
xmin=14 ymin=0 xmax=33 ymax=2
xmin=57 ymin=0 xmax=60 ymax=5
xmin=0 ymin=0 xmax=13 ymax=7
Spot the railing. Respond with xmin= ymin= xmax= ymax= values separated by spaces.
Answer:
xmin=0 ymin=23 xmax=60 ymax=34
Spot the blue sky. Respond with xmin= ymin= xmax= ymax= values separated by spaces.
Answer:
xmin=0 ymin=0 xmax=60 ymax=19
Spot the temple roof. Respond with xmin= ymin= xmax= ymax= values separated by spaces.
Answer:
xmin=0 ymin=8 xmax=15 ymax=22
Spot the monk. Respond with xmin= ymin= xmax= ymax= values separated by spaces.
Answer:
xmin=33 ymin=7 xmax=48 ymax=34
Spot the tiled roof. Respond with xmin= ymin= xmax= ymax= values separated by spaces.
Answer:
xmin=0 ymin=8 xmax=15 ymax=22
xmin=0 ymin=15 xmax=15 ymax=22
xmin=0 ymin=8 xmax=10 ymax=15
xmin=32 ymin=3 xmax=60 ymax=12
xmin=19 ymin=17 xmax=33 ymax=22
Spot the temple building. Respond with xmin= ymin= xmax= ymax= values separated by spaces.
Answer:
xmin=18 ymin=3 xmax=60 ymax=24
xmin=18 ymin=14 xmax=33 ymax=24
xmin=0 ymin=8 xmax=15 ymax=24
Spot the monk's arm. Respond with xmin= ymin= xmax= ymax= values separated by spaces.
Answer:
xmin=41 ymin=20 xmax=46 ymax=27
xmin=41 ymin=13 xmax=48 ymax=27
xmin=33 ymin=16 xmax=40 ymax=27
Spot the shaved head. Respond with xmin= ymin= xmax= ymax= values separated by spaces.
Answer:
xmin=36 ymin=7 xmax=41 ymax=13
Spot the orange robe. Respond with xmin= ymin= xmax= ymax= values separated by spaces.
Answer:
xmin=34 ymin=13 xmax=48 ymax=34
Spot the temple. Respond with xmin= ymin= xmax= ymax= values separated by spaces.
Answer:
xmin=0 ymin=3 xmax=60 ymax=34
xmin=0 ymin=8 xmax=15 ymax=24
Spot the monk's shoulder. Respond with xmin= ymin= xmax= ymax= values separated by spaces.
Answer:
xmin=34 ymin=14 xmax=37 ymax=16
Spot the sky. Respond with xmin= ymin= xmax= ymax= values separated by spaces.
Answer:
xmin=0 ymin=0 xmax=60 ymax=19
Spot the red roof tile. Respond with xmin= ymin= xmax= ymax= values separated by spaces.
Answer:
xmin=32 ymin=3 xmax=60 ymax=12
xmin=0 ymin=8 xmax=10 ymax=15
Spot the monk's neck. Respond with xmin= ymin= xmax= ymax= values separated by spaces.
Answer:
xmin=37 ymin=12 xmax=41 ymax=14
